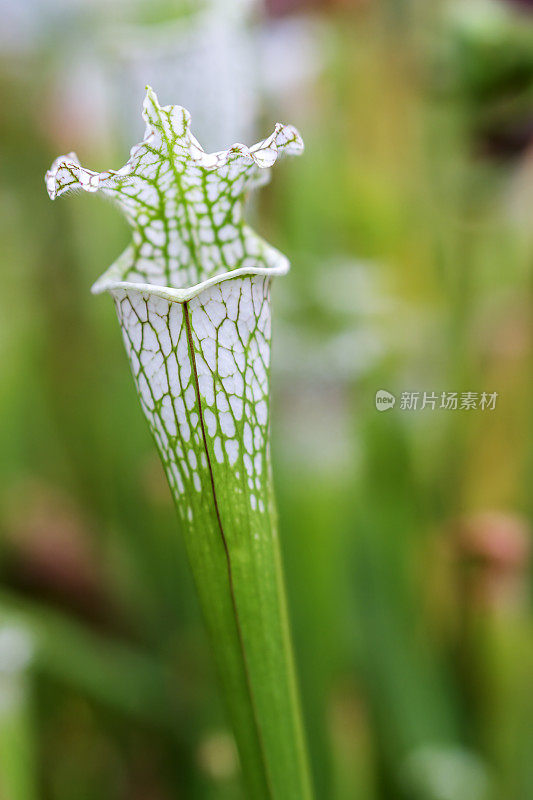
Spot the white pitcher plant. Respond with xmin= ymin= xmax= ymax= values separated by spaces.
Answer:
xmin=45 ymin=87 xmax=312 ymax=800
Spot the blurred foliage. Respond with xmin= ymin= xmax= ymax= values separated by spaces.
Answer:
xmin=1 ymin=0 xmax=533 ymax=798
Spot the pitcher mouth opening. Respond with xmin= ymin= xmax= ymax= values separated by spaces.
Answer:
xmin=91 ymin=237 xmax=290 ymax=303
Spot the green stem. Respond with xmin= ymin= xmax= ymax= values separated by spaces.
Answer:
xmin=169 ymin=303 xmax=314 ymax=799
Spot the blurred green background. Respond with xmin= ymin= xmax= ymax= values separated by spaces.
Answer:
xmin=1 ymin=0 xmax=533 ymax=797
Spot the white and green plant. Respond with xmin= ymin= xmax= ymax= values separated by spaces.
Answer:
xmin=45 ymin=87 xmax=313 ymax=799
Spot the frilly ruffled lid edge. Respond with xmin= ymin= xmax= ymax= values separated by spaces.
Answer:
xmin=45 ymin=86 xmax=302 ymax=302
xmin=45 ymin=85 xmax=303 ymax=198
